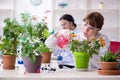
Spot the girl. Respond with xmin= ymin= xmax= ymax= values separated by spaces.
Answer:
xmin=78 ymin=12 xmax=110 ymax=69
xmin=45 ymin=14 xmax=80 ymax=68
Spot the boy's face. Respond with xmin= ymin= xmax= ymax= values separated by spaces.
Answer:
xmin=82 ymin=21 xmax=99 ymax=39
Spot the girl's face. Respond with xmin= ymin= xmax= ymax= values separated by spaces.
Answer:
xmin=82 ymin=20 xmax=99 ymax=39
xmin=60 ymin=19 xmax=72 ymax=29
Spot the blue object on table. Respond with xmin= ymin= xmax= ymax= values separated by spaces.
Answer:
xmin=118 ymin=63 xmax=120 ymax=70
xmin=18 ymin=60 xmax=24 ymax=64
xmin=117 ymin=59 xmax=120 ymax=70
xmin=57 ymin=54 xmax=63 ymax=69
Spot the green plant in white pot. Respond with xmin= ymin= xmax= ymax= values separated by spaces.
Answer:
xmin=20 ymin=13 xmax=51 ymax=73
xmin=0 ymin=18 xmax=23 ymax=69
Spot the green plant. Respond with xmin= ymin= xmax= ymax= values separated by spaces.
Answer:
xmin=69 ymin=36 xmax=105 ymax=58
xmin=37 ymin=42 xmax=52 ymax=53
xmin=100 ymin=51 xmax=117 ymax=62
xmin=20 ymin=13 xmax=51 ymax=62
xmin=0 ymin=18 xmax=23 ymax=55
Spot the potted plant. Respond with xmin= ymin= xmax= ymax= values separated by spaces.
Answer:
xmin=97 ymin=51 xmax=120 ymax=75
xmin=0 ymin=18 xmax=23 ymax=69
xmin=69 ymin=34 xmax=105 ymax=70
xmin=20 ymin=13 xmax=51 ymax=73
xmin=37 ymin=42 xmax=52 ymax=63
xmin=99 ymin=51 xmax=118 ymax=70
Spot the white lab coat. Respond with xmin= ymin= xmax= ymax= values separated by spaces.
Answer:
xmin=45 ymin=28 xmax=81 ymax=66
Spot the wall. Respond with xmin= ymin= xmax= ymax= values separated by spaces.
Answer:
xmin=14 ymin=0 xmax=53 ymax=31
xmin=1 ymin=0 xmax=120 ymax=41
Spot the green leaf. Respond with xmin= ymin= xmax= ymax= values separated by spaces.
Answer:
xmin=29 ymin=54 xmax=36 ymax=63
xmin=43 ymin=29 xmax=50 ymax=38
xmin=100 ymin=51 xmax=117 ymax=62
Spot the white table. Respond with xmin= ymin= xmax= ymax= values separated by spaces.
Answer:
xmin=0 ymin=69 xmax=120 ymax=80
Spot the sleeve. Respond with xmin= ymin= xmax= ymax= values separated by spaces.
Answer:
xmin=45 ymin=34 xmax=60 ymax=49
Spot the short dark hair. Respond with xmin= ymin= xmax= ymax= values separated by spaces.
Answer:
xmin=83 ymin=12 xmax=104 ymax=30
xmin=59 ymin=14 xmax=76 ymax=27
